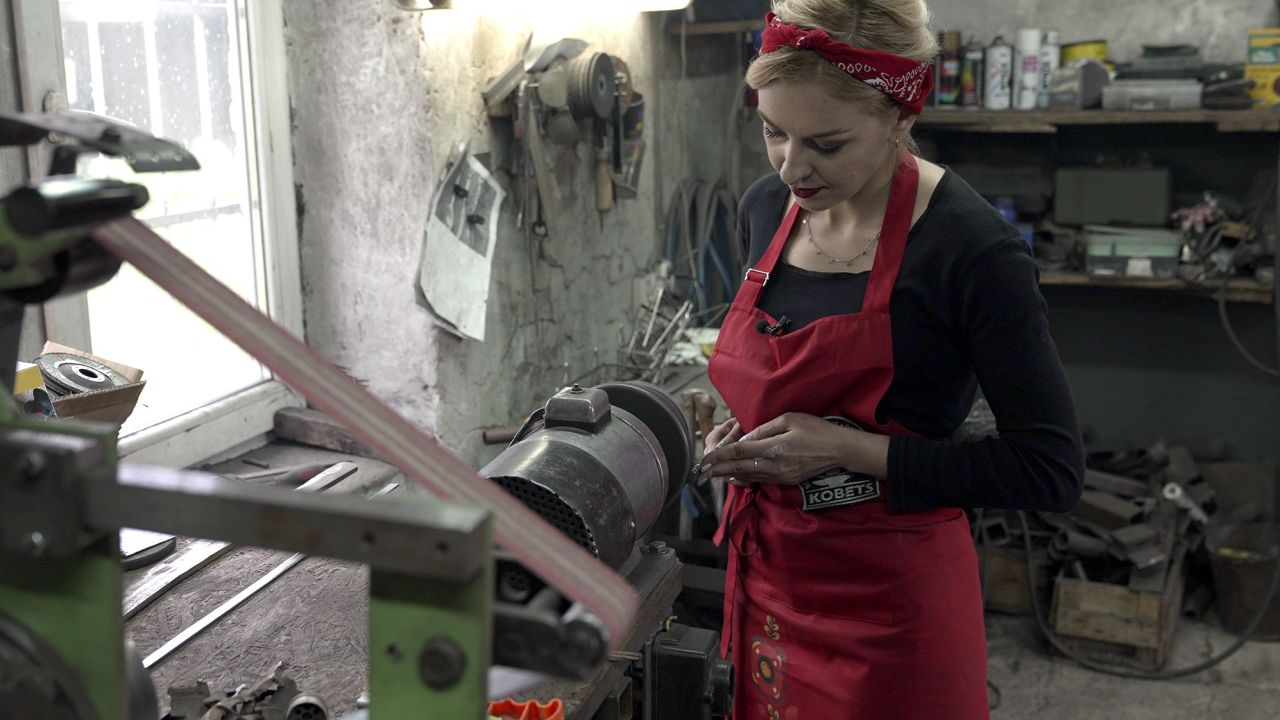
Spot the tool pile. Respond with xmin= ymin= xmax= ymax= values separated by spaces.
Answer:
xmin=985 ymin=442 xmax=1265 ymax=669
xmin=619 ymin=287 xmax=695 ymax=384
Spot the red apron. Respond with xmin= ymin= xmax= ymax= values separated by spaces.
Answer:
xmin=708 ymin=153 xmax=988 ymax=720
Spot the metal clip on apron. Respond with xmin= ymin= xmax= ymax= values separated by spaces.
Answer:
xmin=708 ymin=153 xmax=989 ymax=720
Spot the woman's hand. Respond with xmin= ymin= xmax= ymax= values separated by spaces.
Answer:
xmin=695 ymin=412 xmax=889 ymax=487
xmin=702 ymin=417 xmax=743 ymax=457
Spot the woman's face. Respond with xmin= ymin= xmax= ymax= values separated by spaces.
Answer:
xmin=756 ymin=80 xmax=907 ymax=211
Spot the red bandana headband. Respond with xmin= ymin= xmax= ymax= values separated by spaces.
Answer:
xmin=759 ymin=12 xmax=934 ymax=115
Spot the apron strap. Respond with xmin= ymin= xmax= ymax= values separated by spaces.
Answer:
xmin=862 ymin=151 xmax=919 ymax=315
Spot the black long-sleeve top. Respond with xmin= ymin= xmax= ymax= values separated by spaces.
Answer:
xmin=737 ymin=169 xmax=1084 ymax=514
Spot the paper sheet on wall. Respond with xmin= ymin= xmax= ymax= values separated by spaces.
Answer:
xmin=416 ymin=152 xmax=505 ymax=341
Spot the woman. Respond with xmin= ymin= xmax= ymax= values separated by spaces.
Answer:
xmin=694 ymin=2 xmax=1085 ymax=718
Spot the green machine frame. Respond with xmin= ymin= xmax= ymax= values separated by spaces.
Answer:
xmin=0 ymin=111 xmax=499 ymax=719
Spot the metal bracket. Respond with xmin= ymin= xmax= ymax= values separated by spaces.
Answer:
xmin=0 ymin=111 xmax=199 ymax=174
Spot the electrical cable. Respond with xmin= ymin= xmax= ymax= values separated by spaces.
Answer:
xmin=664 ymin=179 xmax=740 ymax=320
xmin=1207 ymin=172 xmax=1278 ymax=376
xmin=1017 ymin=510 xmax=1280 ymax=680
xmin=1218 ymin=273 xmax=1280 ymax=377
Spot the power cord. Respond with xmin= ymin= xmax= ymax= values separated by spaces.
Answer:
xmin=1017 ymin=510 xmax=1280 ymax=680
xmin=1218 ymin=274 xmax=1279 ymax=377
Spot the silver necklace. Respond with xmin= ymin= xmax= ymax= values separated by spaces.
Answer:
xmin=803 ymin=213 xmax=879 ymax=267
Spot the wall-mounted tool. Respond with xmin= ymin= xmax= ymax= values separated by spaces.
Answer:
xmin=564 ymin=52 xmax=616 ymax=120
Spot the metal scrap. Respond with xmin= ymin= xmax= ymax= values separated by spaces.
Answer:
xmin=163 ymin=663 xmax=328 ymax=720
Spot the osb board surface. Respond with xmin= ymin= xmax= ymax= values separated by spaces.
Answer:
xmin=125 ymin=442 xmax=401 ymax=716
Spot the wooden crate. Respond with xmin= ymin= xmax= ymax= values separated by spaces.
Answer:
xmin=1050 ymin=546 xmax=1186 ymax=670
xmin=980 ymin=545 xmax=1051 ymax=615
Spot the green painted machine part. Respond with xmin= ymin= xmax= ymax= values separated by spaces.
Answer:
xmin=369 ymin=525 xmax=494 ymax=719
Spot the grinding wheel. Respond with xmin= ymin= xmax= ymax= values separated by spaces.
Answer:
xmin=566 ymin=52 xmax=616 ymax=119
xmin=595 ymin=380 xmax=692 ymax=509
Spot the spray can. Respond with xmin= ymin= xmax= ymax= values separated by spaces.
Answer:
xmin=1013 ymin=29 xmax=1042 ymax=110
xmin=937 ymin=31 xmax=963 ymax=105
xmin=961 ymin=39 xmax=984 ymax=107
xmin=1038 ymin=30 xmax=1060 ymax=109
xmin=984 ymin=35 xmax=1013 ymax=110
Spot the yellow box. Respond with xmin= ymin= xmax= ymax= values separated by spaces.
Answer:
xmin=1246 ymin=27 xmax=1280 ymax=107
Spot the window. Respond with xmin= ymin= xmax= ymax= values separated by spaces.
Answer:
xmin=18 ymin=0 xmax=301 ymax=465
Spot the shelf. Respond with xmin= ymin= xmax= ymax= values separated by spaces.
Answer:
xmin=1040 ymin=272 xmax=1274 ymax=303
xmin=916 ymin=108 xmax=1280 ymax=133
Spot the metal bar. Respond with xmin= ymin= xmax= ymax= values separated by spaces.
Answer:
xmin=641 ymin=286 xmax=664 ymax=347
xmin=93 ymin=217 xmax=637 ymax=645
xmin=143 ymin=551 xmax=303 ymax=669
xmin=89 ymin=464 xmax=487 ymax=580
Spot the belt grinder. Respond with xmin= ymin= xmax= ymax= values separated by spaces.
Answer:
xmin=0 ymin=112 xmax=730 ymax=720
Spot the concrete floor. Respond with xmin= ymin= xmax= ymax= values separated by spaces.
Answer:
xmin=986 ymin=613 xmax=1280 ymax=718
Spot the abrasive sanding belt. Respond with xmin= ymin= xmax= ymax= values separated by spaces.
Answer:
xmin=93 ymin=217 xmax=638 ymax=645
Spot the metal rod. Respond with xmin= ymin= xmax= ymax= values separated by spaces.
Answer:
xmin=640 ymin=286 xmax=664 ymax=348
xmin=143 ymin=551 xmax=304 ymax=669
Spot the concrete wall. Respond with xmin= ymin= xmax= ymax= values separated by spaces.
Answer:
xmin=283 ymin=3 xmax=739 ymax=465
xmin=929 ymin=0 xmax=1277 ymax=64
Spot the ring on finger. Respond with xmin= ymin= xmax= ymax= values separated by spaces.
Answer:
xmin=753 ymin=457 xmax=759 ymax=474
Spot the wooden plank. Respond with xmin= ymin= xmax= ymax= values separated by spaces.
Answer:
xmin=1039 ymin=272 xmax=1274 ymax=304
xmin=122 ymin=462 xmax=356 ymax=619
xmin=273 ymin=407 xmax=383 ymax=459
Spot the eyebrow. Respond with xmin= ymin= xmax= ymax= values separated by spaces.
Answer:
xmin=756 ymin=110 xmax=853 ymax=140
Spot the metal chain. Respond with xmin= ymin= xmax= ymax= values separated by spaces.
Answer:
xmin=803 ymin=212 xmax=878 ymax=267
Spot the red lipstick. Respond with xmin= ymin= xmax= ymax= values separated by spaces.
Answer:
xmin=791 ymin=186 xmax=820 ymax=199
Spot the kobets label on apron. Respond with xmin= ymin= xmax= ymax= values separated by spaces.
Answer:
xmin=799 ymin=471 xmax=881 ymax=511
xmin=799 ymin=416 xmax=881 ymax=511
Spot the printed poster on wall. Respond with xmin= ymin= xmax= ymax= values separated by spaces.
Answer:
xmin=417 ymin=150 xmax=505 ymax=341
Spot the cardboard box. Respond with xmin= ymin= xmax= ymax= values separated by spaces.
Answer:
xmin=38 ymin=341 xmax=145 ymax=426
xmin=1246 ymin=27 xmax=1280 ymax=107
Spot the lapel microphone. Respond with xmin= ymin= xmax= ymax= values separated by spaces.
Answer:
xmin=755 ymin=315 xmax=792 ymax=335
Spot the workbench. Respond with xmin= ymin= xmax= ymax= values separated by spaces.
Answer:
xmin=125 ymin=441 xmax=682 ymax=719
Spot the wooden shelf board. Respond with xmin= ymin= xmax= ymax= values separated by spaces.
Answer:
xmin=1040 ymin=271 xmax=1274 ymax=303
xmin=917 ymin=108 xmax=1280 ymax=133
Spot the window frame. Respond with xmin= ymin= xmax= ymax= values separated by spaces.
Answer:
xmin=14 ymin=0 xmax=303 ymax=468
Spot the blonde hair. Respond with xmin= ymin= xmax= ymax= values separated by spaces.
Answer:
xmin=746 ymin=0 xmax=938 ymax=117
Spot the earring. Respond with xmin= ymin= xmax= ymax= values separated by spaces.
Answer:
xmin=893 ymin=137 xmax=901 ymax=147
